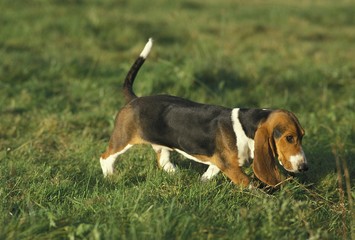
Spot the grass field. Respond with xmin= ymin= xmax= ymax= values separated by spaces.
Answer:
xmin=0 ymin=0 xmax=354 ymax=239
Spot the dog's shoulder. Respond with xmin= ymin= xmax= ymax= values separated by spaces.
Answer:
xmin=235 ymin=108 xmax=273 ymax=139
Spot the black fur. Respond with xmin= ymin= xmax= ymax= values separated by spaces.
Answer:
xmin=131 ymin=95 xmax=233 ymax=156
xmin=123 ymin=57 xmax=145 ymax=103
xmin=238 ymin=108 xmax=272 ymax=138
xmin=272 ymin=125 xmax=284 ymax=139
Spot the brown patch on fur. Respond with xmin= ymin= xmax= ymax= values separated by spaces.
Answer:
xmin=191 ymin=121 xmax=250 ymax=187
xmin=101 ymin=106 xmax=146 ymax=159
xmin=253 ymin=126 xmax=281 ymax=186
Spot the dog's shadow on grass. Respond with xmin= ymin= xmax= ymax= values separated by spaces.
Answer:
xmin=170 ymin=152 xmax=209 ymax=175
xmin=292 ymin=139 xmax=355 ymax=190
xmin=97 ymin=138 xmax=350 ymax=191
xmin=169 ymin=143 xmax=346 ymax=190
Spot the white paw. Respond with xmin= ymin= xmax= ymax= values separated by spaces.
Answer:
xmin=100 ymin=157 xmax=115 ymax=177
xmin=200 ymin=174 xmax=211 ymax=182
xmin=163 ymin=162 xmax=177 ymax=173
xmin=201 ymin=165 xmax=220 ymax=182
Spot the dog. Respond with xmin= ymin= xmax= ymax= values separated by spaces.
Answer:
xmin=100 ymin=38 xmax=308 ymax=188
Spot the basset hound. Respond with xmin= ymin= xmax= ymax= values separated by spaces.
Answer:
xmin=100 ymin=38 xmax=308 ymax=188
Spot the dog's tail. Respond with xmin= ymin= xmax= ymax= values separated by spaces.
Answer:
xmin=123 ymin=38 xmax=153 ymax=103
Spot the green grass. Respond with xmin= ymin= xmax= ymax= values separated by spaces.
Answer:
xmin=0 ymin=0 xmax=354 ymax=239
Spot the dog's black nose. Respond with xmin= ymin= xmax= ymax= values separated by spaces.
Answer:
xmin=298 ymin=163 xmax=308 ymax=172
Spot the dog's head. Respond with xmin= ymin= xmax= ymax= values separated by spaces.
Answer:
xmin=253 ymin=110 xmax=307 ymax=187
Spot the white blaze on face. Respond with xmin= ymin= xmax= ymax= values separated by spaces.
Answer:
xmin=289 ymin=148 xmax=307 ymax=172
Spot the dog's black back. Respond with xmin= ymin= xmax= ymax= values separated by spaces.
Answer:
xmin=130 ymin=95 xmax=233 ymax=156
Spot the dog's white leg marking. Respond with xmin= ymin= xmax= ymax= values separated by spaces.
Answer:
xmin=201 ymin=164 xmax=220 ymax=181
xmin=100 ymin=144 xmax=133 ymax=177
xmin=174 ymin=148 xmax=219 ymax=180
xmin=152 ymin=145 xmax=177 ymax=173
xmin=160 ymin=148 xmax=177 ymax=173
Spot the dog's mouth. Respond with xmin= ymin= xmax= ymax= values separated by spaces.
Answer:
xmin=278 ymin=159 xmax=308 ymax=174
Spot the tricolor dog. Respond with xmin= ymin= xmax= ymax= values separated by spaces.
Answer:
xmin=100 ymin=38 xmax=308 ymax=187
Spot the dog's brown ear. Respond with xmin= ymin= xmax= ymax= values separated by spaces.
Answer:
xmin=288 ymin=111 xmax=305 ymax=136
xmin=253 ymin=126 xmax=281 ymax=187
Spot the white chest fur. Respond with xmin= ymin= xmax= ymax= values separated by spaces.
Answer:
xmin=231 ymin=109 xmax=255 ymax=166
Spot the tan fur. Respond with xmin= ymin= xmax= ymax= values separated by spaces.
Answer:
xmin=101 ymin=106 xmax=146 ymax=159
xmin=185 ymin=121 xmax=250 ymax=187
xmin=253 ymin=110 xmax=305 ymax=186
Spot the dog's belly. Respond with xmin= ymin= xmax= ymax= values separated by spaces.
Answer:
xmin=174 ymin=149 xmax=212 ymax=165
xmin=152 ymin=144 xmax=212 ymax=165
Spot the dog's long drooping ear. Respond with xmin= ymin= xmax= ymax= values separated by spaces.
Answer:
xmin=253 ymin=126 xmax=281 ymax=187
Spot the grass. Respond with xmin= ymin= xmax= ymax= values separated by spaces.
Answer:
xmin=0 ymin=0 xmax=354 ymax=239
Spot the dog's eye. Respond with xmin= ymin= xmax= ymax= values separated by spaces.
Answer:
xmin=286 ymin=135 xmax=294 ymax=143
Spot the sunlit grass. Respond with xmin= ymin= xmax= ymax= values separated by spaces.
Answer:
xmin=0 ymin=0 xmax=354 ymax=239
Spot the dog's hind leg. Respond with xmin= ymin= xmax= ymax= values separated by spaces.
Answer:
xmin=100 ymin=144 xmax=133 ymax=177
xmin=100 ymin=106 xmax=143 ymax=177
xmin=152 ymin=145 xmax=177 ymax=173
xmin=201 ymin=164 xmax=220 ymax=181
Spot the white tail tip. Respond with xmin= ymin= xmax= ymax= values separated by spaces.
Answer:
xmin=139 ymin=38 xmax=153 ymax=59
